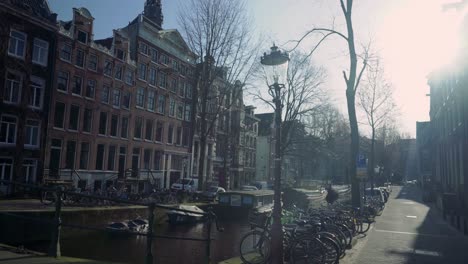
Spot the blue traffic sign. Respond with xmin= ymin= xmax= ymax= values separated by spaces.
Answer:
xmin=357 ymin=154 xmax=367 ymax=168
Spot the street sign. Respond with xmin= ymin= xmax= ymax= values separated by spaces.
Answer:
xmin=356 ymin=154 xmax=367 ymax=179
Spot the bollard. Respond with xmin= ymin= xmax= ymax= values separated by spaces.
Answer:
xmin=48 ymin=187 xmax=63 ymax=257
xmin=205 ymin=213 xmax=213 ymax=264
xmin=145 ymin=203 xmax=156 ymax=264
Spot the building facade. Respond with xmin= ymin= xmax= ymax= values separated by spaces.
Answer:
xmin=44 ymin=1 xmax=196 ymax=192
xmin=0 ymin=0 xmax=57 ymax=195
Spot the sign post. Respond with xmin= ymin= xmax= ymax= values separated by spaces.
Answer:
xmin=356 ymin=154 xmax=367 ymax=208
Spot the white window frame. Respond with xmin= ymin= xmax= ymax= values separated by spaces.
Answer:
xmin=88 ymin=53 xmax=98 ymax=71
xmin=75 ymin=48 xmax=85 ymax=68
xmin=113 ymin=89 xmax=121 ymax=108
xmin=85 ymin=79 xmax=96 ymax=99
xmin=136 ymin=87 xmax=145 ymax=108
xmin=8 ymin=30 xmax=26 ymax=59
xmin=0 ymin=157 xmax=14 ymax=184
xmin=138 ymin=63 xmax=147 ymax=81
xmin=4 ymin=71 xmax=22 ymax=104
xmin=29 ymin=76 xmax=44 ymax=109
xmin=32 ymin=38 xmax=49 ymax=66
xmin=22 ymin=159 xmax=37 ymax=183
xmin=60 ymin=43 xmax=72 ymax=62
xmin=57 ymin=71 xmax=69 ymax=93
xmin=25 ymin=119 xmax=40 ymax=148
xmin=0 ymin=115 xmax=17 ymax=145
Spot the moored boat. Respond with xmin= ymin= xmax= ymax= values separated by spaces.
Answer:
xmin=167 ymin=205 xmax=205 ymax=224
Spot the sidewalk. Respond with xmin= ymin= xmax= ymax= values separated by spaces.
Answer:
xmin=0 ymin=244 xmax=122 ymax=264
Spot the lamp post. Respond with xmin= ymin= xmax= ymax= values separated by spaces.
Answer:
xmin=261 ymin=44 xmax=289 ymax=263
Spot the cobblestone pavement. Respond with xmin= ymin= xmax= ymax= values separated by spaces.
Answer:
xmin=342 ymin=185 xmax=468 ymax=264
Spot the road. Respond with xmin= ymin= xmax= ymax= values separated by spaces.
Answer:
xmin=343 ymin=185 xmax=468 ymax=264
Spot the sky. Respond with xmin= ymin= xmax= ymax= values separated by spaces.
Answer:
xmin=47 ymin=0 xmax=467 ymax=136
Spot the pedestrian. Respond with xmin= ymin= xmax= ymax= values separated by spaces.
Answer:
xmin=325 ymin=184 xmax=339 ymax=204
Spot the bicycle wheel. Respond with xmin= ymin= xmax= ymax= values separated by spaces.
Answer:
xmin=337 ymin=223 xmax=353 ymax=248
xmin=239 ymin=230 xmax=271 ymax=264
xmin=322 ymin=224 xmax=346 ymax=257
xmin=40 ymin=190 xmax=56 ymax=205
xmin=289 ymin=235 xmax=327 ymax=264
xmin=318 ymin=234 xmax=340 ymax=264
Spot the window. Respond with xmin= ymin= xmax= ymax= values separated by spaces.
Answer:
xmin=136 ymin=87 xmax=145 ymax=108
xmin=8 ymin=30 xmax=26 ymax=58
xmin=167 ymin=124 xmax=174 ymax=144
xmin=113 ymin=89 xmax=121 ymax=107
xmin=110 ymin=115 xmax=118 ymax=137
xmin=57 ymin=71 xmax=68 ymax=92
xmin=134 ymin=117 xmax=143 ymax=139
xmin=170 ymin=78 xmax=177 ymax=93
xmin=149 ymin=67 xmax=157 ymax=86
xmin=139 ymin=42 xmax=149 ymax=55
xmin=4 ymin=72 xmax=22 ymax=104
xmin=121 ymin=116 xmax=129 ymax=138
xmin=68 ymin=105 xmax=80 ymax=131
xmin=98 ymin=112 xmax=107 ymax=135
xmin=115 ymin=49 xmax=125 ymax=60
xmin=114 ymin=65 xmax=123 ymax=80
xmin=22 ymin=159 xmax=37 ymax=183
xmin=132 ymin=148 xmax=140 ymax=172
xmin=0 ymin=115 xmax=17 ymax=144
xmin=88 ymin=54 xmax=98 ymax=71
xmin=75 ymin=49 xmax=85 ymax=67
xmin=153 ymin=151 xmax=162 ymax=170
xmin=25 ymin=119 xmax=40 ymax=147
xmin=82 ymin=108 xmax=93 ymax=133
xmin=176 ymin=127 xmax=182 ymax=145
xmin=179 ymin=81 xmax=185 ymax=97
xmin=77 ymin=30 xmax=88 ymax=44
xmin=155 ymin=121 xmax=163 ymax=142
xmin=180 ymin=65 xmax=187 ymax=76
xmin=157 ymin=95 xmax=165 ymax=114
xmin=101 ymin=85 xmax=110 ymax=103
xmin=172 ymin=60 xmax=179 ymax=71
xmin=122 ymin=91 xmax=131 ymax=109
xmin=177 ymin=103 xmax=184 ymax=120
xmin=60 ymin=44 xmax=72 ymax=61
xmin=185 ymin=104 xmax=191 ymax=121
xmin=107 ymin=145 xmax=116 ymax=171
xmin=151 ymin=48 xmax=158 ymax=62
xmin=125 ymin=70 xmax=134 ymax=85
xmin=160 ymin=54 xmax=169 ymax=65
xmin=169 ymin=98 xmax=176 ymax=117
xmin=104 ymin=60 xmax=112 ymax=76
xmin=54 ymin=102 xmax=65 ymax=128
xmin=0 ymin=158 xmax=13 ymax=184
xmin=138 ymin=63 xmax=147 ymax=80
xmin=72 ymin=76 xmax=82 ymax=95
xmin=79 ymin=142 xmax=90 ymax=169
xmin=96 ymin=144 xmax=105 ymax=170
xmin=29 ymin=77 xmax=44 ymax=109
xmin=143 ymin=149 xmax=151 ymax=169
xmin=85 ymin=79 xmax=96 ymax=98
xmin=65 ymin=141 xmax=76 ymax=169
xmin=147 ymin=90 xmax=156 ymax=111
xmin=159 ymin=72 xmax=167 ymax=88
xmin=32 ymin=38 xmax=48 ymax=66
xmin=186 ymin=83 xmax=193 ymax=99
xmin=145 ymin=119 xmax=153 ymax=141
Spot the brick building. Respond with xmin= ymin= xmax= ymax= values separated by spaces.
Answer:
xmin=0 ymin=0 xmax=57 ymax=195
xmin=44 ymin=1 xmax=196 ymax=192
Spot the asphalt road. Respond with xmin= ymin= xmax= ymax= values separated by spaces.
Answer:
xmin=343 ymin=185 xmax=468 ymax=264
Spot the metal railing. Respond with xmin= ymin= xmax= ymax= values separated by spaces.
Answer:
xmin=0 ymin=179 xmax=222 ymax=264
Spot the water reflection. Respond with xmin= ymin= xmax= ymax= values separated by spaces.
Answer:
xmin=28 ymin=220 xmax=251 ymax=264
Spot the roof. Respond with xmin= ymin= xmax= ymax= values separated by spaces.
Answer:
xmin=94 ymin=37 xmax=113 ymax=49
xmin=73 ymin=7 xmax=94 ymax=20
xmin=5 ymin=0 xmax=56 ymax=23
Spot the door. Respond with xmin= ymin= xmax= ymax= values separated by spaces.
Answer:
xmin=49 ymin=139 xmax=62 ymax=178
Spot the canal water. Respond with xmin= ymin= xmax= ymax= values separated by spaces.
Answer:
xmin=26 ymin=219 xmax=252 ymax=264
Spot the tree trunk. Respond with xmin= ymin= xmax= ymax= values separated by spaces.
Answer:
xmin=370 ymin=126 xmax=375 ymax=191
xmin=347 ymin=89 xmax=360 ymax=208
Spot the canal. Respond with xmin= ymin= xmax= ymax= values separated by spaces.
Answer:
xmin=25 ymin=219 xmax=251 ymax=264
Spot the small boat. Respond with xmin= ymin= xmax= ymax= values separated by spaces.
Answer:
xmin=167 ymin=205 xmax=205 ymax=225
xmin=127 ymin=219 xmax=149 ymax=233
xmin=105 ymin=222 xmax=129 ymax=233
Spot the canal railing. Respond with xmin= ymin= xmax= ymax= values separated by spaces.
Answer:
xmin=0 ymin=179 xmax=222 ymax=264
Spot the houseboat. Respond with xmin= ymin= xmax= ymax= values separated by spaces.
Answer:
xmin=215 ymin=190 xmax=274 ymax=220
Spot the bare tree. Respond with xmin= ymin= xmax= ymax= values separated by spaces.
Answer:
xmin=358 ymin=59 xmax=396 ymax=190
xmin=291 ymin=0 xmax=370 ymax=208
xmin=178 ymin=0 xmax=258 ymax=190
xmin=253 ymin=51 xmax=327 ymax=155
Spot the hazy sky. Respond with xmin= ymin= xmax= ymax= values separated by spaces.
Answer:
xmin=48 ymin=0 xmax=466 ymax=136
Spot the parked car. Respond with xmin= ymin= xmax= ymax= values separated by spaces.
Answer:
xmin=171 ymin=178 xmax=198 ymax=192
xmin=241 ymin=185 xmax=259 ymax=191
xmin=201 ymin=186 xmax=226 ymax=201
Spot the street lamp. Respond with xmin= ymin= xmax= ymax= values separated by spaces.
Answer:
xmin=260 ymin=44 xmax=289 ymax=263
